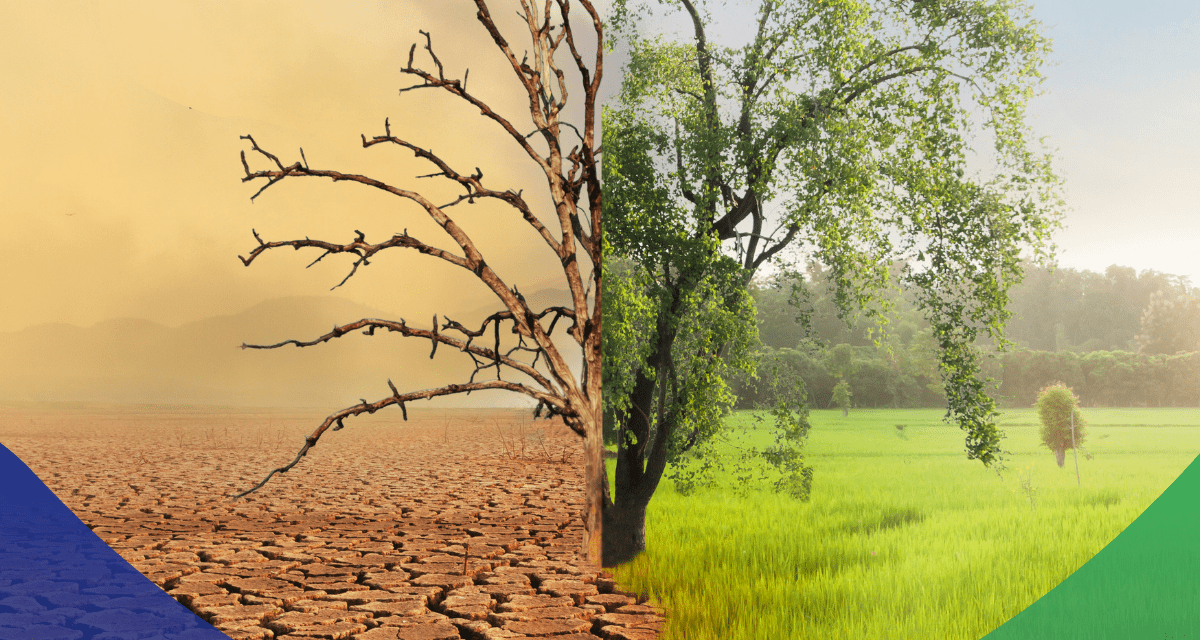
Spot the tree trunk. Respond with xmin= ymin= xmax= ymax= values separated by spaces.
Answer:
xmin=603 ymin=355 xmax=673 ymax=567
xmin=603 ymin=489 xmax=648 ymax=566
xmin=582 ymin=424 xmax=604 ymax=568
xmin=1054 ymin=446 xmax=1065 ymax=467
xmin=603 ymin=401 xmax=673 ymax=567
xmin=601 ymin=270 xmax=697 ymax=567
xmin=602 ymin=371 xmax=655 ymax=567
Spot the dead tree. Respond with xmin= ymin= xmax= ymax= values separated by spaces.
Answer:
xmin=229 ymin=0 xmax=604 ymax=567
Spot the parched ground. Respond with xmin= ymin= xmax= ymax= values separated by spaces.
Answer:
xmin=0 ymin=403 xmax=666 ymax=640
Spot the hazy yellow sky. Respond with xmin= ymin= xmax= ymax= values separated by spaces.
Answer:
xmin=9 ymin=0 xmax=1189 ymax=356
xmin=0 ymin=0 xmax=605 ymax=334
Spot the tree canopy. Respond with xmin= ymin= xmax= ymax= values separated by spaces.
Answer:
xmin=735 ymin=262 xmax=1200 ymax=409
xmin=1137 ymin=290 xmax=1200 ymax=356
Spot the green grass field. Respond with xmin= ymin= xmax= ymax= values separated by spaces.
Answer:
xmin=604 ymin=407 xmax=1200 ymax=640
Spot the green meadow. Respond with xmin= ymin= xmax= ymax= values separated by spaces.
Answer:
xmin=605 ymin=407 xmax=1200 ymax=640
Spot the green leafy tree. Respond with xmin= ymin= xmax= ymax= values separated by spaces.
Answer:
xmin=1035 ymin=382 xmax=1087 ymax=471
xmin=1006 ymin=262 xmax=1190 ymax=352
xmin=831 ymin=379 xmax=852 ymax=417
xmin=1136 ymin=291 xmax=1200 ymax=356
xmin=601 ymin=0 xmax=1062 ymax=566
xmin=826 ymin=343 xmax=855 ymax=379
xmin=1165 ymin=352 xmax=1200 ymax=407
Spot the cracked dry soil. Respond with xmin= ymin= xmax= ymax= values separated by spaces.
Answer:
xmin=1 ymin=404 xmax=665 ymax=640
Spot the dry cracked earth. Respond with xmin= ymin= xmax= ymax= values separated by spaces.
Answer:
xmin=0 ymin=404 xmax=665 ymax=640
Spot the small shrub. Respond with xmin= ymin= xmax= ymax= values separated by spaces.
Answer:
xmin=1016 ymin=463 xmax=1037 ymax=510
xmin=1035 ymin=382 xmax=1086 ymax=468
xmin=832 ymin=379 xmax=852 ymax=417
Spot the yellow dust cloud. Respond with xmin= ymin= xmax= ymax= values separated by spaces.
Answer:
xmin=0 ymin=1 xmax=602 ymax=407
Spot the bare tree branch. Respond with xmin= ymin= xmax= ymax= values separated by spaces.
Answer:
xmin=362 ymin=120 xmax=564 ymax=255
xmin=239 ymin=311 xmax=575 ymax=394
xmin=238 ymin=226 xmax=470 ymax=291
xmin=229 ymin=378 xmax=562 ymax=501
xmin=228 ymin=0 xmax=605 ymax=566
xmin=402 ymin=8 xmax=556 ymax=175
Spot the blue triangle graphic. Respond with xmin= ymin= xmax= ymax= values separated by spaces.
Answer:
xmin=0 ymin=443 xmax=229 ymax=639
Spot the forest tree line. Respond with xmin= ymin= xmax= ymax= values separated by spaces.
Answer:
xmin=731 ymin=261 xmax=1200 ymax=410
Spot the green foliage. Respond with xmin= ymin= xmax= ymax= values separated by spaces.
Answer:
xmin=739 ymin=263 xmax=1200 ymax=410
xmin=602 ymin=129 xmax=763 ymax=493
xmin=752 ymin=260 xmax=1199 ymax=366
xmin=826 ymin=343 xmax=855 ymax=378
xmin=734 ymin=344 xmax=1200 ymax=411
xmin=1136 ymin=290 xmax=1200 ymax=356
xmin=602 ymin=46 xmax=807 ymax=498
xmin=603 ymin=404 xmax=620 ymax=447
xmin=603 ymin=0 xmax=1065 ymax=498
xmin=831 ymin=379 xmax=852 ymax=416
xmin=1008 ymin=263 xmax=1193 ymax=352
xmin=602 ymin=247 xmax=761 ymax=488
xmin=732 ymin=355 xmax=815 ymax=500
xmin=1035 ymin=382 xmax=1086 ymax=467
xmin=602 ymin=101 xmax=762 ymax=463
xmin=600 ymin=253 xmax=659 ymax=425
xmin=1000 ymin=349 xmax=1200 ymax=408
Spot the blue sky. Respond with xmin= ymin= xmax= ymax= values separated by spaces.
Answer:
xmin=1028 ymin=0 xmax=1198 ymax=286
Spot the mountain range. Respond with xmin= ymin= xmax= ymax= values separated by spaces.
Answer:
xmin=0 ymin=287 xmax=577 ymax=408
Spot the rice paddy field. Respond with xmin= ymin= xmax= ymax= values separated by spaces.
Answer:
xmin=604 ymin=407 xmax=1200 ymax=640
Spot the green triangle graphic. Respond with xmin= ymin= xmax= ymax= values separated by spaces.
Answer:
xmin=981 ymin=454 xmax=1200 ymax=640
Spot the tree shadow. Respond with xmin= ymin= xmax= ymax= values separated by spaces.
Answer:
xmin=1083 ymin=489 xmax=1120 ymax=508
xmin=838 ymin=507 xmax=926 ymax=537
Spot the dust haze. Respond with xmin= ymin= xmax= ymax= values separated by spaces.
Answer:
xmin=0 ymin=1 xmax=602 ymax=407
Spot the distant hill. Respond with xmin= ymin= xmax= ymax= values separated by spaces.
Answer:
xmin=0 ymin=290 xmax=579 ymax=408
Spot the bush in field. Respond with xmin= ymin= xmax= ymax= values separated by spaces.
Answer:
xmin=1036 ymin=382 xmax=1086 ymax=467
xmin=832 ymin=379 xmax=853 ymax=417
